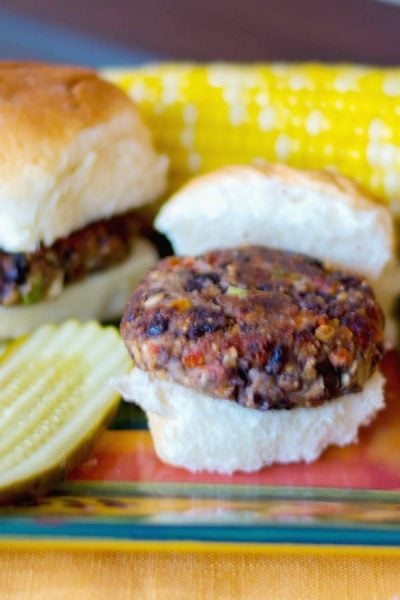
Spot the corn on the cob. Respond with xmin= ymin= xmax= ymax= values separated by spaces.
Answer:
xmin=103 ymin=63 xmax=400 ymax=214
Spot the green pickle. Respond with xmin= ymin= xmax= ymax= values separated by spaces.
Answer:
xmin=0 ymin=320 xmax=131 ymax=503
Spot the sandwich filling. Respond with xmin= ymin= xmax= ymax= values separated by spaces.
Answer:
xmin=121 ymin=245 xmax=384 ymax=410
xmin=0 ymin=211 xmax=148 ymax=306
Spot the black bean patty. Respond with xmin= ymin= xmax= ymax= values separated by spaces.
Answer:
xmin=121 ymin=246 xmax=384 ymax=410
xmin=0 ymin=211 xmax=147 ymax=306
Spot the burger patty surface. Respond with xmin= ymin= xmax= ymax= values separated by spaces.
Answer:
xmin=121 ymin=246 xmax=384 ymax=410
xmin=0 ymin=211 xmax=146 ymax=306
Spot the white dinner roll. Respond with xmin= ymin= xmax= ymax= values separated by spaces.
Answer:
xmin=156 ymin=163 xmax=393 ymax=278
xmin=0 ymin=62 xmax=168 ymax=252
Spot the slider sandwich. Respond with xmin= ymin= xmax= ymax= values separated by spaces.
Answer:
xmin=115 ymin=164 xmax=397 ymax=473
xmin=0 ymin=62 xmax=168 ymax=339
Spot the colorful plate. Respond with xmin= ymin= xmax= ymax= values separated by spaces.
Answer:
xmin=1 ymin=352 xmax=400 ymax=550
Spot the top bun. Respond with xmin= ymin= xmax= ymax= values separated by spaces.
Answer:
xmin=156 ymin=163 xmax=394 ymax=281
xmin=0 ymin=62 xmax=168 ymax=252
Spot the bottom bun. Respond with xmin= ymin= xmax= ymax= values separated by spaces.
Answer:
xmin=0 ymin=237 xmax=157 ymax=340
xmin=115 ymin=369 xmax=385 ymax=474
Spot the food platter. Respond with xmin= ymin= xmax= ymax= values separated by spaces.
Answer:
xmin=1 ymin=350 xmax=399 ymax=550
xmin=0 ymin=62 xmax=399 ymax=554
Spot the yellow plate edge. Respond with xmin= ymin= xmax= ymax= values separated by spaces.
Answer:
xmin=1 ymin=538 xmax=400 ymax=557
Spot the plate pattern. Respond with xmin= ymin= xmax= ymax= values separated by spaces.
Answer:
xmin=1 ymin=352 xmax=400 ymax=547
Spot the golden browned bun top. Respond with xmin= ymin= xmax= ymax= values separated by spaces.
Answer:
xmin=0 ymin=62 xmax=137 ymax=159
xmin=0 ymin=62 xmax=168 ymax=252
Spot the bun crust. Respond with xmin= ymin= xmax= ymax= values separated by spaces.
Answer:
xmin=115 ymin=368 xmax=385 ymax=474
xmin=0 ymin=237 xmax=157 ymax=339
xmin=0 ymin=63 xmax=134 ymax=155
xmin=0 ymin=62 xmax=168 ymax=251
xmin=254 ymin=162 xmax=383 ymax=207
xmin=156 ymin=164 xmax=394 ymax=280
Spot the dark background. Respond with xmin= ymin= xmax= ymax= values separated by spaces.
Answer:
xmin=0 ymin=0 xmax=399 ymax=66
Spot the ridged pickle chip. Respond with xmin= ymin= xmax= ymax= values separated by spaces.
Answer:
xmin=0 ymin=320 xmax=131 ymax=504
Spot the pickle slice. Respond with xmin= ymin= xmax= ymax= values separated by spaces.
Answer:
xmin=0 ymin=321 xmax=131 ymax=503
